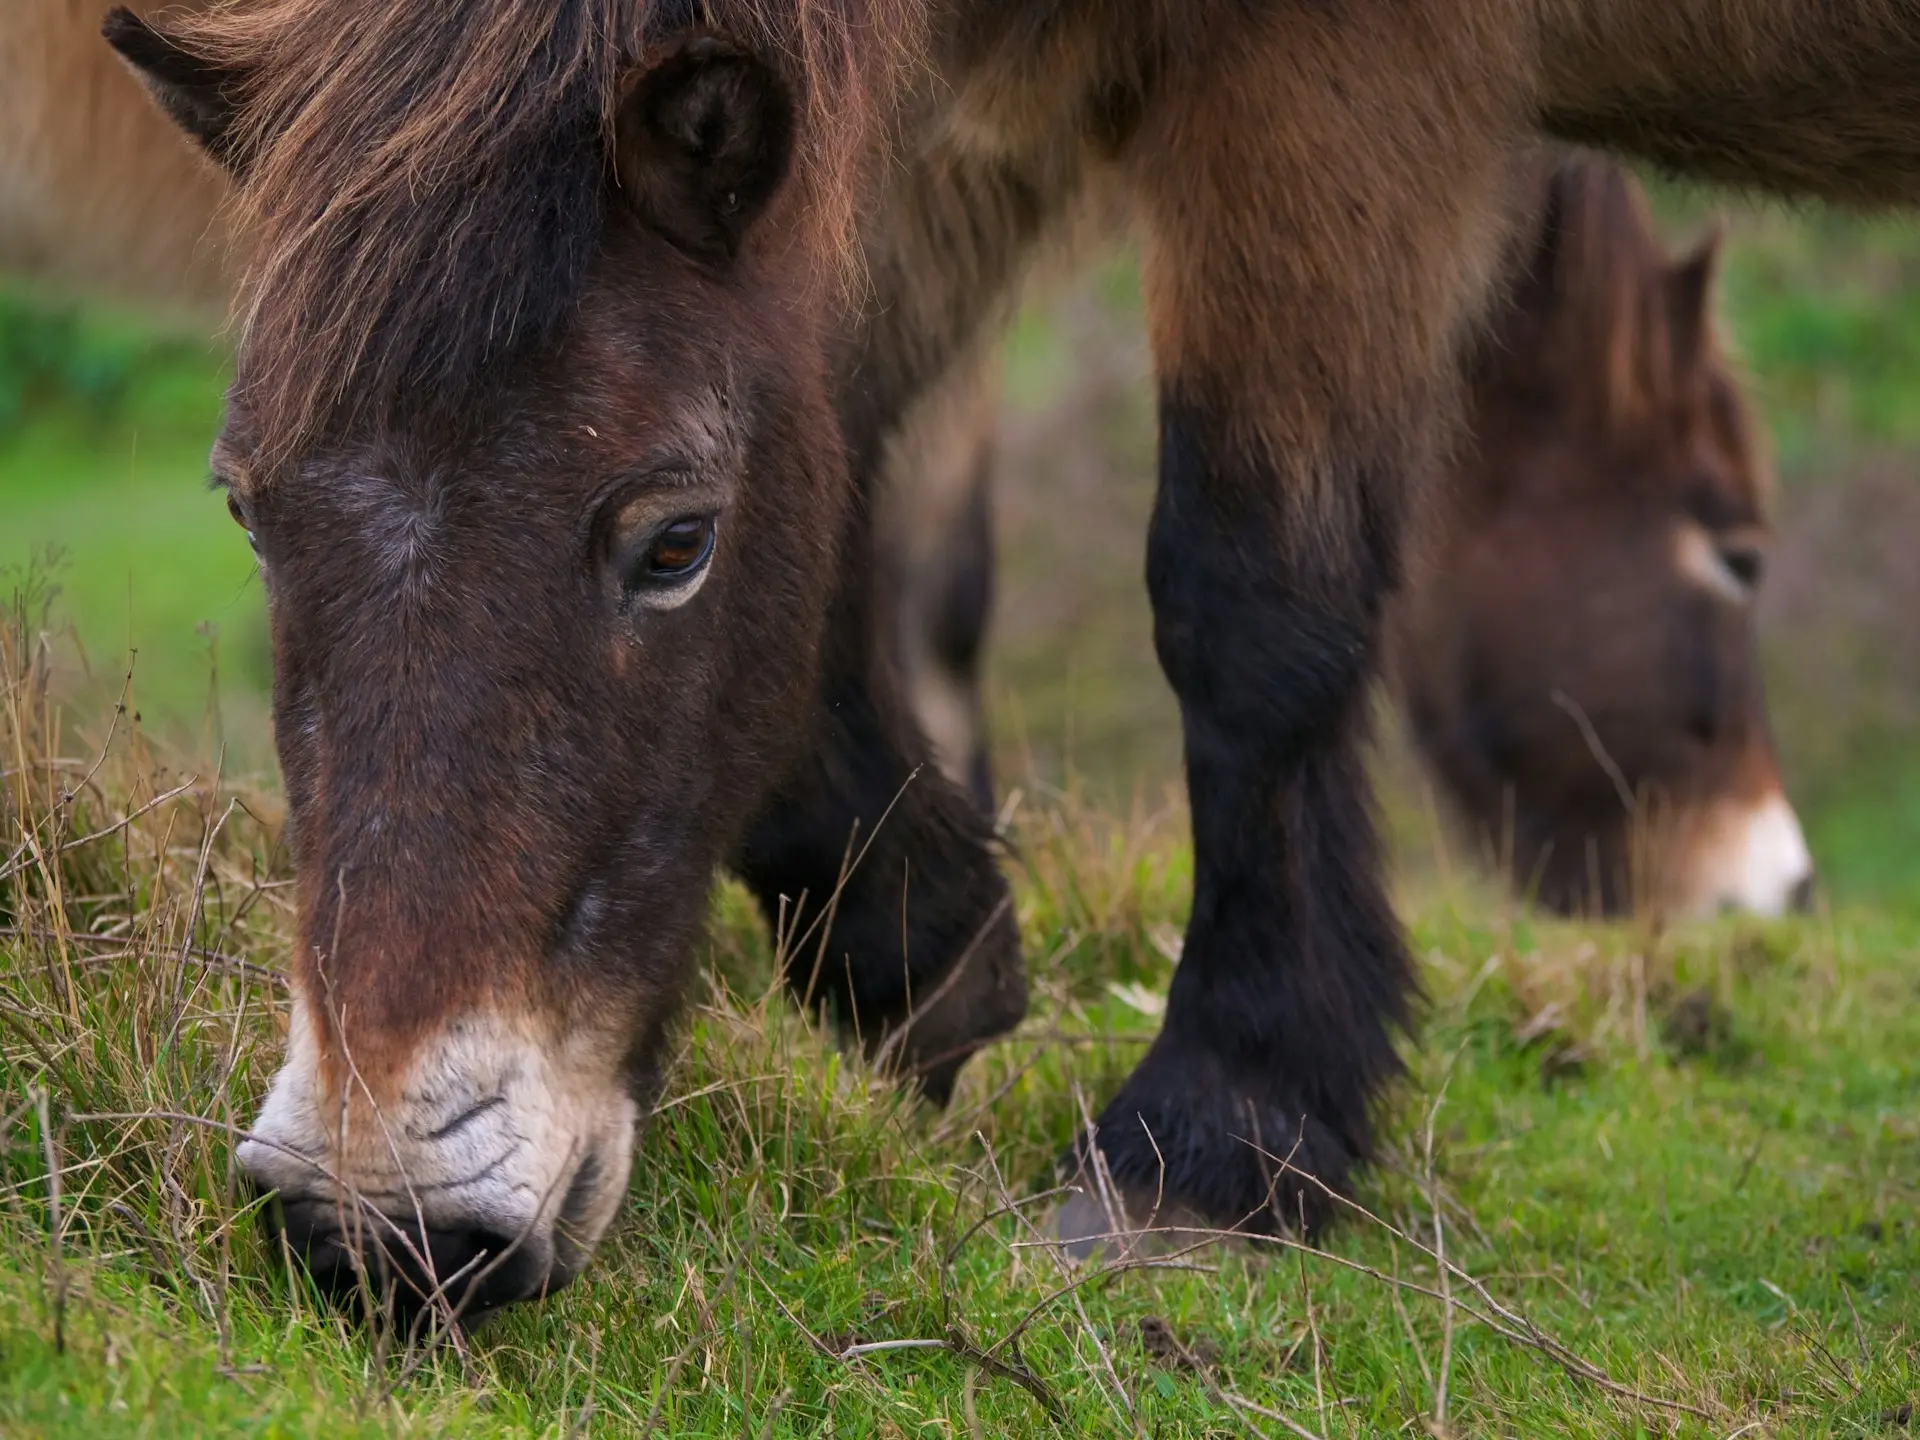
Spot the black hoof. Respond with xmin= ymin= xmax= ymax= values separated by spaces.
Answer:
xmin=1062 ymin=1034 xmax=1368 ymax=1239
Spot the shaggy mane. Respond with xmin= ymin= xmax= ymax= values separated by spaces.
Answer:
xmin=1491 ymin=151 xmax=1726 ymax=429
xmin=168 ymin=0 xmax=922 ymax=458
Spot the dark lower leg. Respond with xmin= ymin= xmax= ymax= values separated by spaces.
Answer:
xmin=1074 ymin=395 xmax=1415 ymax=1232
xmin=1067 ymin=7 xmax=1516 ymax=1232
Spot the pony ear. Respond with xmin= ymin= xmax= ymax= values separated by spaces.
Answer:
xmin=614 ymin=38 xmax=795 ymax=263
xmin=1494 ymin=156 xmax=1587 ymax=374
xmin=1665 ymin=228 xmax=1723 ymax=375
xmin=102 ymin=7 xmax=248 ymax=172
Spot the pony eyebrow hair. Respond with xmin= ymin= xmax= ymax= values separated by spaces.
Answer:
xmin=206 ymin=437 xmax=252 ymax=493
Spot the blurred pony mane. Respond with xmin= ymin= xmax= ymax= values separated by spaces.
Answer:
xmin=1484 ymin=151 xmax=1742 ymax=441
xmin=168 ymin=0 xmax=922 ymax=458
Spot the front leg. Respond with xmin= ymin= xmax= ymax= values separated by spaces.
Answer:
xmin=875 ymin=342 xmax=1003 ymax=815
xmin=1073 ymin=15 xmax=1519 ymax=1232
xmin=731 ymin=128 xmax=1090 ymax=1100
xmin=1081 ymin=392 xmax=1414 ymax=1232
xmin=733 ymin=337 xmax=1027 ymax=1104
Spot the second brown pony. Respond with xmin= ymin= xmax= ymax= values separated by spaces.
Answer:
xmin=94 ymin=0 xmax=1920 ymax=1318
xmin=1396 ymin=154 xmax=1812 ymax=919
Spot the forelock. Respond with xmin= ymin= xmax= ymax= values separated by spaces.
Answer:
xmin=170 ymin=0 xmax=924 ymax=466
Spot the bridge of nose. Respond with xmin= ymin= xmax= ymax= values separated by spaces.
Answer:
xmin=288 ymin=809 xmax=569 ymax=1079
xmin=282 ymin=525 xmax=602 ymax=1051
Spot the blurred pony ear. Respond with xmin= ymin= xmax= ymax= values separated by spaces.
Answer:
xmin=1665 ymin=226 xmax=1724 ymax=377
xmin=103 ymin=7 xmax=250 ymax=173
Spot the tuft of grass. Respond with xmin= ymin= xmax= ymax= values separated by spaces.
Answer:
xmin=2 ymin=580 xmax=1918 ymax=1436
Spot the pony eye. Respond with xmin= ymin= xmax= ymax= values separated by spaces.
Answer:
xmin=602 ymin=495 xmax=722 ymax=614
xmin=227 ymin=493 xmax=260 ymax=553
xmin=1676 ymin=523 xmax=1763 ymax=605
xmin=1717 ymin=540 xmax=1763 ymax=591
xmin=629 ymin=515 xmax=716 ymax=588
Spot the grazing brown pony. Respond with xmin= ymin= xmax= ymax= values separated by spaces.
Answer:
xmin=98 ymin=0 xmax=1920 ymax=1318
xmin=898 ymin=153 xmax=1816 ymax=921
xmin=1393 ymin=154 xmax=1813 ymax=920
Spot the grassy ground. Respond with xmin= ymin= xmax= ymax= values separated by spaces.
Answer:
xmin=2 ymin=593 xmax=1918 ymax=1437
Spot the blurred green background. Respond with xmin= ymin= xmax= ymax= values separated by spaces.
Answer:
xmin=3 ymin=179 xmax=1919 ymax=908
xmin=0 ymin=289 xmax=268 ymax=764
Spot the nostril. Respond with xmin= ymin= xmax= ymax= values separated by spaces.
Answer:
xmin=415 ymin=1224 xmax=557 ymax=1319
xmin=269 ymin=1194 xmax=386 ymax=1308
xmin=1789 ymin=873 xmax=1818 ymax=914
xmin=422 ymin=1094 xmax=506 ymax=1143
xmin=419 ymin=1225 xmax=517 ymax=1302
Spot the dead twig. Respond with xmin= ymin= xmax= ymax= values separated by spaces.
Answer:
xmin=1158 ymin=1321 xmax=1328 ymax=1440
xmin=982 ymin=1137 xmax=1139 ymax=1431
xmin=1248 ymin=1141 xmax=1720 ymax=1424
xmin=0 ymin=778 xmax=204 ymax=886
xmin=36 ymin=1090 xmax=66 ymax=1355
xmin=1424 ymin=1082 xmax=1455 ymax=1435
xmin=758 ymin=1267 xmax=1067 ymax=1424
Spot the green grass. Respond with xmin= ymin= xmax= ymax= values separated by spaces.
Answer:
xmin=3 ymin=194 xmax=1920 ymax=1433
xmin=2 ymin=636 xmax=1917 ymax=1437
xmin=1798 ymin=757 xmax=1920 ymax=918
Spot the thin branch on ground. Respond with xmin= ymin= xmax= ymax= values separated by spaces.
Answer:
xmin=1423 ymin=1082 xmax=1456 ymax=1435
xmin=981 ymin=1136 xmax=1140 ymax=1433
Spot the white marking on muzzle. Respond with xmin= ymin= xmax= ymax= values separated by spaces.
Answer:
xmin=1680 ymin=791 xmax=1814 ymax=918
xmin=1674 ymin=522 xmax=1757 ymax=605
xmin=238 ymin=998 xmax=638 ymax=1285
